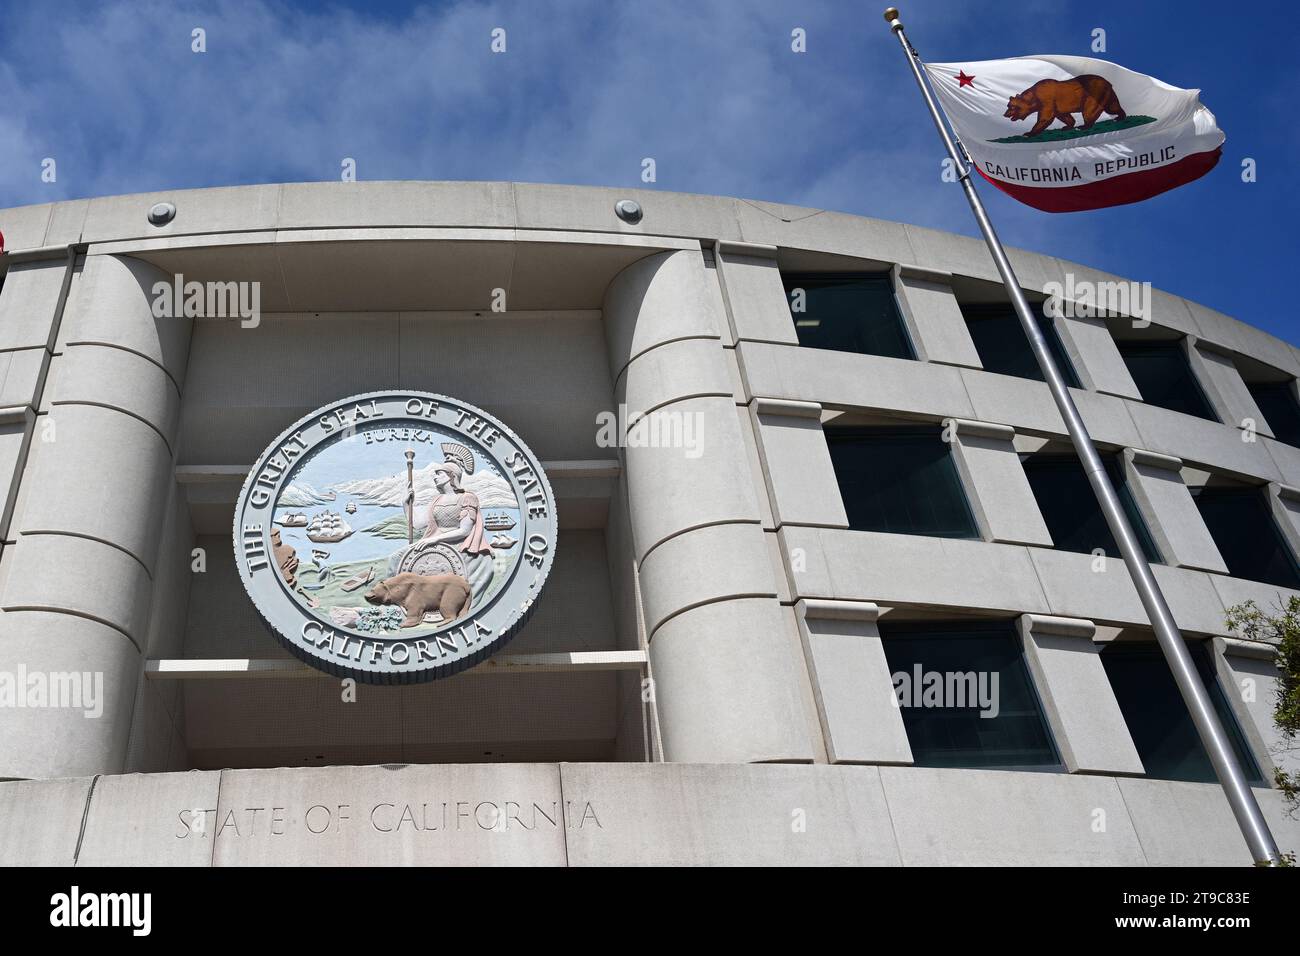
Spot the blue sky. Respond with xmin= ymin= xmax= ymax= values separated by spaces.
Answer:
xmin=2 ymin=0 xmax=1296 ymax=345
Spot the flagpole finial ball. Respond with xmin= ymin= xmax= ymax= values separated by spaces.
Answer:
xmin=883 ymin=7 xmax=899 ymax=21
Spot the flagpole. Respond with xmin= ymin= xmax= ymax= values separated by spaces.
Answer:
xmin=882 ymin=6 xmax=1280 ymax=864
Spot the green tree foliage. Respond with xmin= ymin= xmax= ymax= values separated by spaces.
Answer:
xmin=1225 ymin=598 xmax=1300 ymax=836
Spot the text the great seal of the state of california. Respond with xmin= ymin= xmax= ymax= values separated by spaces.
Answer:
xmin=233 ymin=391 xmax=556 ymax=683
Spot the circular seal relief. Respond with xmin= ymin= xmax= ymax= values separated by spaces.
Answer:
xmin=233 ymin=391 xmax=557 ymax=683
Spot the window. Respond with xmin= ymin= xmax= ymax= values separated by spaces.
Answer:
xmin=782 ymin=273 xmax=915 ymax=359
xmin=1101 ymin=642 xmax=1264 ymax=784
xmin=1246 ymin=380 xmax=1300 ymax=448
xmin=1118 ymin=341 xmax=1218 ymax=421
xmin=962 ymin=304 xmax=1081 ymax=388
xmin=880 ymin=622 xmax=1061 ymax=770
xmin=1021 ymin=453 xmax=1162 ymax=563
xmin=1193 ymin=486 xmax=1300 ymax=589
xmin=825 ymin=427 xmax=979 ymax=538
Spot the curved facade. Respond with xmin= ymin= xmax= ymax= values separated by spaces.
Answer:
xmin=0 ymin=181 xmax=1296 ymax=865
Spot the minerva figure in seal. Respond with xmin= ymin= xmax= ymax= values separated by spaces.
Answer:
xmin=385 ymin=442 xmax=495 ymax=609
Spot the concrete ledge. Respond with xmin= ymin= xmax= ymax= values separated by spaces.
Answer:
xmin=796 ymin=599 xmax=881 ymax=622
xmin=1126 ymin=447 xmax=1184 ymax=471
xmin=1215 ymin=636 xmax=1279 ymax=661
xmin=145 ymin=651 xmax=647 ymax=680
xmin=895 ymin=263 xmax=954 ymax=284
xmin=753 ymin=397 xmax=822 ymax=419
xmin=3 ymin=184 xmax=1296 ymax=384
xmin=1 ymin=762 xmax=1296 ymax=865
xmin=712 ymin=239 xmax=778 ymax=259
xmin=1019 ymin=613 xmax=1096 ymax=640
xmin=0 ymin=405 xmax=32 ymax=426
xmin=945 ymin=416 xmax=1016 ymax=442
xmin=1273 ymin=481 xmax=1300 ymax=504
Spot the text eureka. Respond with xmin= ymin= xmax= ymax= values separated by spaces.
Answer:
xmin=239 ymin=399 xmax=551 ymax=666
xmin=178 ymin=800 xmax=600 ymax=838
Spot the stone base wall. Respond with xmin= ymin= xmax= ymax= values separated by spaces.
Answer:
xmin=2 ymin=762 xmax=1296 ymax=866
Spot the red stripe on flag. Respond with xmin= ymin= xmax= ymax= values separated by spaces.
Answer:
xmin=975 ymin=147 xmax=1222 ymax=213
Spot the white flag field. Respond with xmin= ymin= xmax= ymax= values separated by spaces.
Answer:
xmin=924 ymin=55 xmax=1224 ymax=212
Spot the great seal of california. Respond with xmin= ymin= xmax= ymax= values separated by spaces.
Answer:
xmin=233 ymin=391 xmax=556 ymax=683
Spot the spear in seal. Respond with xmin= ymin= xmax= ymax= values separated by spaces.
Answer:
xmin=404 ymin=447 xmax=416 ymax=545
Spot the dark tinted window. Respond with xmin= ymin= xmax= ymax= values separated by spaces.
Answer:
xmin=1022 ymin=454 xmax=1162 ymax=563
xmin=1247 ymin=381 xmax=1300 ymax=447
xmin=783 ymin=274 xmax=915 ymax=359
xmin=1118 ymin=341 xmax=1218 ymax=421
xmin=1102 ymin=642 xmax=1264 ymax=784
xmin=1193 ymin=487 xmax=1300 ymax=588
xmin=880 ymin=622 xmax=1060 ymax=770
xmin=963 ymin=304 xmax=1080 ymax=388
xmin=826 ymin=427 xmax=978 ymax=538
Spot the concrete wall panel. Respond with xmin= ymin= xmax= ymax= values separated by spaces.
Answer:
xmin=650 ymin=598 xmax=815 ymax=763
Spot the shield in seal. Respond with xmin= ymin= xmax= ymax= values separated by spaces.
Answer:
xmin=398 ymin=541 xmax=467 ymax=579
xmin=233 ymin=390 xmax=557 ymax=684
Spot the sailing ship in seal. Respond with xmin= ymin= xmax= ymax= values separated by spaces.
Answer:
xmin=482 ymin=512 xmax=515 ymax=531
xmin=305 ymin=510 xmax=353 ymax=543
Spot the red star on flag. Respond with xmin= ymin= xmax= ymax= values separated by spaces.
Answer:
xmin=956 ymin=70 xmax=975 ymax=88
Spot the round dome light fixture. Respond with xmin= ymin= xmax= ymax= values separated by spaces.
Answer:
xmin=147 ymin=202 xmax=176 ymax=226
xmin=614 ymin=199 xmax=643 ymax=224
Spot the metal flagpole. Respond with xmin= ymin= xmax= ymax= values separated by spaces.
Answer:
xmin=881 ymin=6 xmax=1280 ymax=864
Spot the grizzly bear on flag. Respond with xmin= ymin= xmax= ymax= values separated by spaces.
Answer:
xmin=1004 ymin=74 xmax=1126 ymax=137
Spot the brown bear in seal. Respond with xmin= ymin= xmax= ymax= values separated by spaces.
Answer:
xmin=1004 ymin=74 xmax=1125 ymax=137
xmin=363 ymin=572 xmax=472 ymax=628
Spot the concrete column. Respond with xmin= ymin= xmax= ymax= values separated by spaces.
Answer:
xmin=1121 ymin=448 xmax=1228 ymax=573
xmin=605 ymin=250 xmax=816 ymax=763
xmin=0 ymin=254 xmax=190 ymax=778
xmin=1017 ymin=614 xmax=1145 ymax=775
xmin=711 ymin=241 xmax=796 ymax=345
xmin=945 ymin=418 xmax=1053 ymax=546
xmin=1211 ymin=637 xmax=1293 ymax=784
xmin=795 ymin=600 xmax=912 ymax=765
xmin=1267 ymin=482 xmax=1300 ymax=563
xmin=748 ymin=398 xmax=848 ymax=529
xmin=1049 ymin=311 xmax=1142 ymax=400
xmin=891 ymin=264 xmax=982 ymax=369
xmin=1186 ymin=336 xmax=1268 ymax=436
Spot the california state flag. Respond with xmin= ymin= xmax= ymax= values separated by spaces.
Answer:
xmin=924 ymin=56 xmax=1224 ymax=212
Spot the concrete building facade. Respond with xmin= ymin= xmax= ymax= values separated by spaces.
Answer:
xmin=0 ymin=181 xmax=1297 ymax=865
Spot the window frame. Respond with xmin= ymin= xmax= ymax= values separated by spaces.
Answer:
xmin=1020 ymin=452 xmax=1164 ymax=564
xmin=961 ymin=301 xmax=1082 ymax=389
xmin=1245 ymin=379 xmax=1300 ymax=448
xmin=781 ymin=271 xmax=917 ymax=361
xmin=879 ymin=620 xmax=1065 ymax=772
xmin=824 ymin=425 xmax=981 ymax=540
xmin=1100 ymin=640 xmax=1266 ymax=785
xmin=1191 ymin=484 xmax=1300 ymax=589
xmin=1117 ymin=339 xmax=1220 ymax=422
